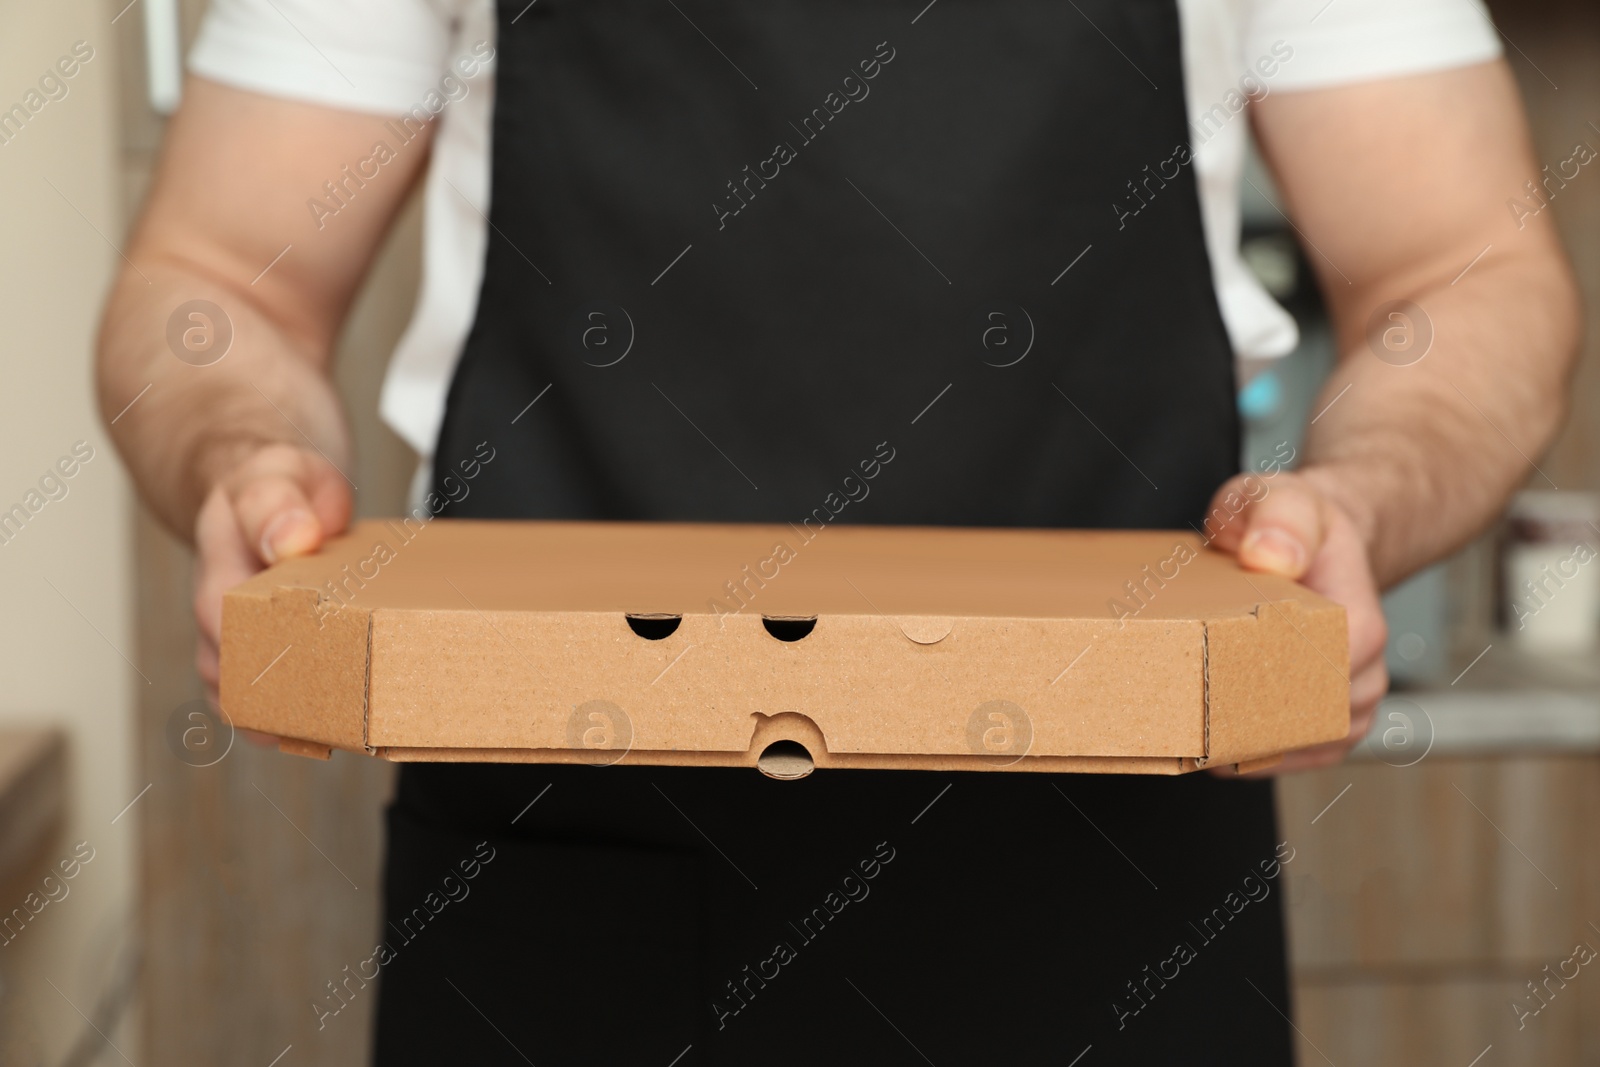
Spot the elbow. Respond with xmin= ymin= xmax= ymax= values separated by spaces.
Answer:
xmin=1534 ymin=251 xmax=1584 ymax=455
xmin=1546 ymin=247 xmax=1584 ymax=384
xmin=92 ymin=275 xmax=135 ymax=436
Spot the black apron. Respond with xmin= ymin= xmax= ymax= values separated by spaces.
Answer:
xmin=373 ymin=1 xmax=1294 ymax=1063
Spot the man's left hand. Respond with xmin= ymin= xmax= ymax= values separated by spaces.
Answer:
xmin=1205 ymin=468 xmax=1389 ymax=774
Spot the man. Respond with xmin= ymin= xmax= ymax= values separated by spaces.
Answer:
xmin=99 ymin=0 xmax=1577 ymax=1061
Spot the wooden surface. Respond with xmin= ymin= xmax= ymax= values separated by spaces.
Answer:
xmin=1279 ymin=756 xmax=1600 ymax=1066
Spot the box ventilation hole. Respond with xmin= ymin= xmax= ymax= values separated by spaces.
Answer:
xmin=625 ymin=614 xmax=682 ymax=640
xmin=757 ymin=740 xmax=815 ymax=780
xmin=761 ymin=616 xmax=816 ymax=642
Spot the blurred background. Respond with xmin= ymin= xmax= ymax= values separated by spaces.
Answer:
xmin=0 ymin=0 xmax=1597 ymax=1063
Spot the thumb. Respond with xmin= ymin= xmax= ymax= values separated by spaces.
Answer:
xmin=1206 ymin=472 xmax=1327 ymax=581
xmin=224 ymin=444 xmax=352 ymax=565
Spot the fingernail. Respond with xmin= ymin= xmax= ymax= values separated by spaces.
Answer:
xmin=259 ymin=510 xmax=318 ymax=564
xmin=1240 ymin=528 xmax=1306 ymax=576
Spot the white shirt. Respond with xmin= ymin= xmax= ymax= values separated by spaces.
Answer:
xmin=190 ymin=0 xmax=1500 ymax=462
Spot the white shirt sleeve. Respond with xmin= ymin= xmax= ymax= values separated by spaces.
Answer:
xmin=187 ymin=0 xmax=454 ymax=114
xmin=1247 ymin=0 xmax=1502 ymax=91
xmin=1181 ymin=0 xmax=1503 ymax=368
xmin=186 ymin=0 xmax=495 ymax=463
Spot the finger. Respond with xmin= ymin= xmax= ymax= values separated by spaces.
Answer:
xmin=1292 ymin=501 xmax=1389 ymax=716
xmin=1208 ymin=733 xmax=1370 ymax=777
xmin=1349 ymin=659 xmax=1389 ymax=732
xmin=194 ymin=446 xmax=351 ymax=693
xmin=1272 ymin=743 xmax=1355 ymax=774
xmin=1211 ymin=474 xmax=1328 ymax=580
xmin=1211 ymin=734 xmax=1355 ymax=778
xmin=196 ymin=634 xmax=219 ymax=691
xmin=1305 ymin=519 xmax=1388 ymax=669
xmin=1207 ymin=747 xmax=1334 ymax=778
xmin=225 ymin=445 xmax=344 ymax=564
xmin=306 ymin=459 xmax=354 ymax=539
xmin=193 ymin=484 xmax=259 ymax=648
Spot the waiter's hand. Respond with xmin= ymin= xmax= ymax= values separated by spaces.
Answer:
xmin=1205 ymin=468 xmax=1388 ymax=775
xmin=192 ymin=444 xmax=352 ymax=703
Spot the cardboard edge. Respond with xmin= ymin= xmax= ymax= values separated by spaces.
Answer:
xmin=219 ymin=586 xmax=371 ymax=753
xmin=362 ymin=612 xmax=373 ymax=750
xmin=1202 ymin=597 xmax=1349 ymax=766
xmin=368 ymin=747 xmax=1192 ymax=775
xmin=1200 ymin=620 xmax=1212 ymax=764
xmin=278 ymin=738 xmax=334 ymax=761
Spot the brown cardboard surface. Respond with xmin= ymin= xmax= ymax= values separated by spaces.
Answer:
xmin=219 ymin=519 xmax=1349 ymax=775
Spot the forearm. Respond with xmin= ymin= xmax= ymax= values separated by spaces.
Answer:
xmin=1247 ymin=62 xmax=1583 ymax=590
xmin=96 ymin=258 xmax=351 ymax=543
xmin=1300 ymin=247 xmax=1579 ymax=588
xmin=95 ymin=78 xmax=437 ymax=544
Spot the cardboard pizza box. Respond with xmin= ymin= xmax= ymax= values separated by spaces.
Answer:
xmin=219 ymin=518 xmax=1349 ymax=778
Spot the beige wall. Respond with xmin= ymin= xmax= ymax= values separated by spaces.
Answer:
xmin=0 ymin=0 xmax=139 ymax=1063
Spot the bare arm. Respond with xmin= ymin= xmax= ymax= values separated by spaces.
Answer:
xmin=1214 ymin=59 xmax=1581 ymax=772
xmin=97 ymin=76 xmax=433 ymax=690
xmin=1250 ymin=59 xmax=1580 ymax=586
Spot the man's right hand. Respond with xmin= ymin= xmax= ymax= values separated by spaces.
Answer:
xmin=192 ymin=444 xmax=352 ymax=700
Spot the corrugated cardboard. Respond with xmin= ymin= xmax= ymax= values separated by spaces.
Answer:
xmin=219 ymin=519 xmax=1349 ymax=777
